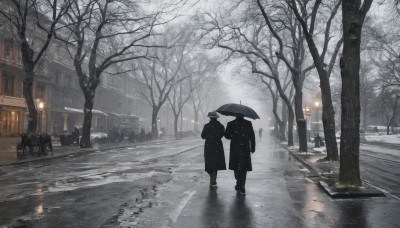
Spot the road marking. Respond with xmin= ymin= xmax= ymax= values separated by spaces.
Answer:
xmin=169 ymin=190 xmax=196 ymax=224
xmin=364 ymin=180 xmax=400 ymax=201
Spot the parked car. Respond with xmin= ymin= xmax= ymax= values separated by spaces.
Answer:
xmin=336 ymin=132 xmax=341 ymax=144
xmin=79 ymin=132 xmax=108 ymax=144
xmin=90 ymin=132 xmax=108 ymax=143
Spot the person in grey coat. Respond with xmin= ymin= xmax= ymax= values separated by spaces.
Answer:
xmin=201 ymin=111 xmax=226 ymax=187
xmin=224 ymin=115 xmax=255 ymax=194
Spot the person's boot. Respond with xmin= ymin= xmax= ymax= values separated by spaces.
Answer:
xmin=238 ymin=185 xmax=246 ymax=194
xmin=235 ymin=179 xmax=240 ymax=191
xmin=210 ymin=172 xmax=217 ymax=186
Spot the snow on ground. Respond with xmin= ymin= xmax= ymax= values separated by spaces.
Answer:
xmin=360 ymin=144 xmax=399 ymax=157
xmin=305 ymin=134 xmax=400 ymax=158
xmin=365 ymin=133 xmax=400 ymax=144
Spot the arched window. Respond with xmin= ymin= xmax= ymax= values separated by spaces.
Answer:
xmin=4 ymin=38 xmax=14 ymax=60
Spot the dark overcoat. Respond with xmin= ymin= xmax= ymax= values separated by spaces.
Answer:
xmin=224 ymin=117 xmax=256 ymax=171
xmin=201 ymin=119 xmax=226 ymax=173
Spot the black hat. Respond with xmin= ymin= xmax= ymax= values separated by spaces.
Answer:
xmin=207 ymin=111 xmax=220 ymax=118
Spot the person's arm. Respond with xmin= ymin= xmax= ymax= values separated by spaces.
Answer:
xmin=218 ymin=123 xmax=225 ymax=139
xmin=201 ymin=124 xmax=208 ymax=139
xmin=224 ymin=122 xmax=232 ymax=140
xmin=249 ymin=122 xmax=256 ymax=153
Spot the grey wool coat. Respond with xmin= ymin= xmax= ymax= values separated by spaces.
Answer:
xmin=224 ymin=117 xmax=256 ymax=171
xmin=201 ymin=119 xmax=227 ymax=173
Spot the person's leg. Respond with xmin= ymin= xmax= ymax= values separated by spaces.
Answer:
xmin=238 ymin=171 xmax=247 ymax=194
xmin=234 ymin=170 xmax=240 ymax=190
xmin=211 ymin=171 xmax=217 ymax=186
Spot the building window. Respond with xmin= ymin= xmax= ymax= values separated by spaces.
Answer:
xmin=3 ymin=73 xmax=14 ymax=96
xmin=4 ymin=38 xmax=14 ymax=60
xmin=65 ymin=75 xmax=71 ymax=87
xmin=54 ymin=72 xmax=60 ymax=86
xmin=36 ymin=84 xmax=45 ymax=100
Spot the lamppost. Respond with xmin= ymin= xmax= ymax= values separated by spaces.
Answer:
xmin=303 ymin=107 xmax=311 ymax=142
xmin=157 ymin=118 xmax=161 ymax=137
xmin=314 ymin=101 xmax=320 ymax=136
xmin=38 ymin=101 xmax=44 ymax=133
xmin=191 ymin=119 xmax=195 ymax=131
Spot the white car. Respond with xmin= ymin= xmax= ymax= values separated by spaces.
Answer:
xmin=336 ymin=132 xmax=341 ymax=143
xmin=90 ymin=132 xmax=108 ymax=142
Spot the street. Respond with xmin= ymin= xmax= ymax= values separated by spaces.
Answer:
xmin=0 ymin=137 xmax=400 ymax=227
xmin=360 ymin=143 xmax=400 ymax=199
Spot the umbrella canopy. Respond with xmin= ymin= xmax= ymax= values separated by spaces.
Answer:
xmin=216 ymin=103 xmax=260 ymax=119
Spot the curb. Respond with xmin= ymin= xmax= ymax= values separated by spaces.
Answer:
xmin=283 ymin=146 xmax=321 ymax=177
xmin=281 ymin=144 xmax=387 ymax=199
xmin=318 ymin=179 xmax=385 ymax=199
xmin=0 ymin=139 xmax=180 ymax=167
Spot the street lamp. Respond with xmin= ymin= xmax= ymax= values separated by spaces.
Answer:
xmin=314 ymin=101 xmax=320 ymax=136
xmin=303 ymin=107 xmax=311 ymax=141
xmin=38 ymin=101 xmax=44 ymax=133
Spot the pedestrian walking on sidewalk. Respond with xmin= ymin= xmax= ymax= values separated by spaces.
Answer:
xmin=201 ymin=111 xmax=226 ymax=187
xmin=224 ymin=115 xmax=256 ymax=194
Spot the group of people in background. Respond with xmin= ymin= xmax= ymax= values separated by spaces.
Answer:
xmin=201 ymin=111 xmax=256 ymax=195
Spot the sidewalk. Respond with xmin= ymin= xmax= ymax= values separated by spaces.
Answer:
xmin=0 ymin=136 xmax=177 ymax=166
xmin=284 ymin=143 xmax=385 ymax=198
xmin=132 ymin=137 xmax=399 ymax=228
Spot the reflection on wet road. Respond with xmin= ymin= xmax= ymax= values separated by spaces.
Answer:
xmin=135 ymin=137 xmax=400 ymax=228
xmin=1 ymin=137 xmax=400 ymax=227
xmin=0 ymin=139 xmax=202 ymax=227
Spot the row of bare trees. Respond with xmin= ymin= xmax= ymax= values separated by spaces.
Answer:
xmin=195 ymin=0 xmax=377 ymax=186
xmin=197 ymin=0 xmax=342 ymax=160
xmin=0 ymin=0 xmax=220 ymax=146
xmin=133 ymin=24 xmax=220 ymax=139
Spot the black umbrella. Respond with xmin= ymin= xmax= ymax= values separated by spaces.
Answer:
xmin=216 ymin=103 xmax=260 ymax=119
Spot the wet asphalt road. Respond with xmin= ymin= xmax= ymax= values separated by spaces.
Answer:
xmin=0 ymin=139 xmax=202 ymax=227
xmin=360 ymin=144 xmax=400 ymax=199
xmin=0 ymin=137 xmax=400 ymax=227
xmin=126 ymin=138 xmax=400 ymax=228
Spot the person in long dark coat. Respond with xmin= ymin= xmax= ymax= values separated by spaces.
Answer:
xmin=201 ymin=111 xmax=226 ymax=187
xmin=224 ymin=115 xmax=255 ymax=194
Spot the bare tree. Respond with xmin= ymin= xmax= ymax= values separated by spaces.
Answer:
xmin=61 ymin=0 xmax=162 ymax=147
xmin=187 ymin=54 xmax=219 ymax=132
xmin=338 ymin=0 xmax=373 ymax=186
xmin=288 ymin=0 xmax=342 ymax=161
xmin=255 ymin=0 xmax=316 ymax=152
xmin=198 ymin=11 xmax=296 ymax=145
xmin=167 ymin=53 xmax=212 ymax=138
xmin=261 ymin=76 xmax=292 ymax=141
xmin=0 ymin=0 xmax=72 ymax=133
xmin=380 ymin=88 xmax=400 ymax=134
xmin=135 ymin=27 xmax=191 ymax=139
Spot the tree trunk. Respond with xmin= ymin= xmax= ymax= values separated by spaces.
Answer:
xmin=281 ymin=101 xmax=288 ymax=142
xmin=173 ymin=114 xmax=179 ymax=139
xmin=287 ymin=87 xmax=294 ymax=146
xmin=387 ymin=96 xmax=399 ymax=135
xmin=339 ymin=1 xmax=368 ymax=186
xmin=20 ymin=41 xmax=38 ymax=133
xmin=80 ymin=95 xmax=95 ymax=148
xmin=274 ymin=79 xmax=293 ymax=145
xmin=194 ymin=111 xmax=199 ymax=131
xmin=287 ymin=106 xmax=294 ymax=146
xmin=272 ymin=96 xmax=286 ymax=142
xmin=320 ymin=75 xmax=339 ymax=161
xmin=294 ymin=88 xmax=307 ymax=152
xmin=151 ymin=109 xmax=159 ymax=140
xmin=23 ymin=75 xmax=38 ymax=133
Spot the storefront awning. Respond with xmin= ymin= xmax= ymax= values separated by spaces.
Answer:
xmin=109 ymin=112 xmax=121 ymax=117
xmin=64 ymin=107 xmax=108 ymax=116
xmin=0 ymin=95 xmax=27 ymax=108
